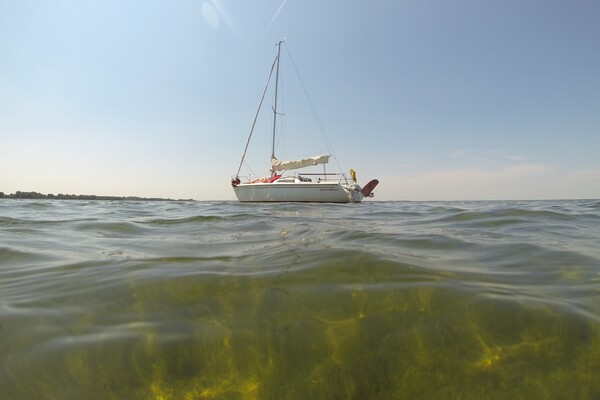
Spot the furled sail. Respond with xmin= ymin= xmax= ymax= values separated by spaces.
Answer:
xmin=271 ymin=155 xmax=330 ymax=171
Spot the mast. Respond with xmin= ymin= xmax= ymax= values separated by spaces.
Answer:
xmin=271 ymin=40 xmax=283 ymax=173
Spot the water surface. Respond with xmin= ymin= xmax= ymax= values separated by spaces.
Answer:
xmin=1 ymin=199 xmax=599 ymax=399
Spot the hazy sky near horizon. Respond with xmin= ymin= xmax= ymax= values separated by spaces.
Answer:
xmin=1 ymin=0 xmax=599 ymax=200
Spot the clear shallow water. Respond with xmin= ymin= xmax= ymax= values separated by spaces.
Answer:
xmin=1 ymin=199 xmax=599 ymax=399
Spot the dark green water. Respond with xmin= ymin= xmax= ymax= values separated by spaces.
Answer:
xmin=1 ymin=199 xmax=599 ymax=399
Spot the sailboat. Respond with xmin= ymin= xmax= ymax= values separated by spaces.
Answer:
xmin=231 ymin=40 xmax=379 ymax=203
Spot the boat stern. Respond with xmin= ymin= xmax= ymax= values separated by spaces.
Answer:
xmin=344 ymin=178 xmax=379 ymax=203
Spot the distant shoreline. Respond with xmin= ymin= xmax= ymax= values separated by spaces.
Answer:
xmin=0 ymin=191 xmax=193 ymax=202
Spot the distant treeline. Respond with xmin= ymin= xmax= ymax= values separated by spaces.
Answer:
xmin=0 ymin=191 xmax=192 ymax=201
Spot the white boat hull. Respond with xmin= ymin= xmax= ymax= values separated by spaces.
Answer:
xmin=233 ymin=181 xmax=362 ymax=203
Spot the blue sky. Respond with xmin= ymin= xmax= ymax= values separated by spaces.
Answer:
xmin=1 ymin=0 xmax=598 ymax=200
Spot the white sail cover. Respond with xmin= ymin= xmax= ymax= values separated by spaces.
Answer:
xmin=271 ymin=155 xmax=330 ymax=171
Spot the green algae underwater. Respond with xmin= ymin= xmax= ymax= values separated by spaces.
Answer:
xmin=1 ymin=199 xmax=599 ymax=399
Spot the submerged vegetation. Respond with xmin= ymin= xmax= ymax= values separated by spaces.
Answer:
xmin=0 ymin=200 xmax=599 ymax=398
xmin=0 ymin=191 xmax=192 ymax=201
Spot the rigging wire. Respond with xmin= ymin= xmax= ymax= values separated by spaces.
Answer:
xmin=235 ymin=54 xmax=279 ymax=178
xmin=282 ymin=43 xmax=346 ymax=175
xmin=242 ymin=161 xmax=258 ymax=180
